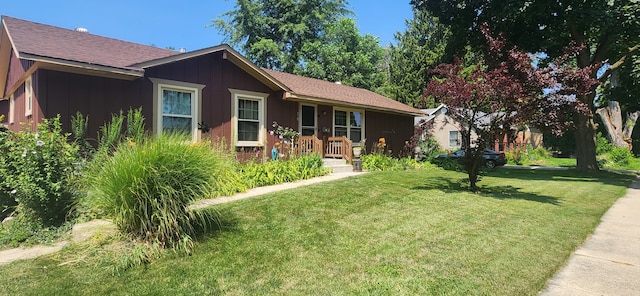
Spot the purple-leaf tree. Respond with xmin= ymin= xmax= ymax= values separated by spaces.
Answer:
xmin=423 ymin=24 xmax=598 ymax=190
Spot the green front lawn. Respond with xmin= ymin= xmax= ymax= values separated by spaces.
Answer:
xmin=0 ymin=169 xmax=634 ymax=295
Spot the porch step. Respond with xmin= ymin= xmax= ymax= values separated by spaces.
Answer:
xmin=322 ymin=158 xmax=354 ymax=173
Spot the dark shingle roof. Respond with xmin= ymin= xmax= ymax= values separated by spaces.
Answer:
xmin=263 ymin=69 xmax=424 ymax=116
xmin=3 ymin=16 xmax=179 ymax=71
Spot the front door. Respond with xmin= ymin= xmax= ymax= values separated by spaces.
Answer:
xmin=300 ymin=104 xmax=316 ymax=136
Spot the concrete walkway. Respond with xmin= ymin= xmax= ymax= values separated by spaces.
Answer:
xmin=539 ymin=176 xmax=640 ymax=295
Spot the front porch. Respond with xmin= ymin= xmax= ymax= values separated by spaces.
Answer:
xmin=292 ymin=135 xmax=353 ymax=164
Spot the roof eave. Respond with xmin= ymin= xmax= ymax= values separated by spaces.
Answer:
xmin=20 ymin=53 xmax=144 ymax=80
xmin=286 ymin=93 xmax=425 ymax=117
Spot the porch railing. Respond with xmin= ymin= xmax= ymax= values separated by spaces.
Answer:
xmin=325 ymin=136 xmax=352 ymax=164
xmin=294 ymin=135 xmax=323 ymax=156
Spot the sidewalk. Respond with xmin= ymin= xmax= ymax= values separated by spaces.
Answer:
xmin=539 ymin=176 xmax=640 ymax=295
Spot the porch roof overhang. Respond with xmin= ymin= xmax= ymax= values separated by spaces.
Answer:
xmin=284 ymin=92 xmax=426 ymax=117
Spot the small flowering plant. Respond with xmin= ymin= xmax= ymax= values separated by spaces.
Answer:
xmin=1 ymin=115 xmax=79 ymax=224
xmin=270 ymin=121 xmax=299 ymax=157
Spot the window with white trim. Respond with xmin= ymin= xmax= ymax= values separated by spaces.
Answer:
xmin=230 ymin=89 xmax=267 ymax=147
xmin=150 ymin=78 xmax=204 ymax=142
xmin=334 ymin=109 xmax=364 ymax=142
xmin=9 ymin=94 xmax=14 ymax=124
xmin=161 ymin=88 xmax=195 ymax=133
xmin=25 ymin=76 xmax=32 ymax=117
xmin=449 ymin=130 xmax=460 ymax=148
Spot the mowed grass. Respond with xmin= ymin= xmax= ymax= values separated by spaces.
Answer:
xmin=0 ymin=169 xmax=635 ymax=295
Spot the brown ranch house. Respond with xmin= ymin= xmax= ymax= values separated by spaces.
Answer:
xmin=0 ymin=16 xmax=424 ymax=162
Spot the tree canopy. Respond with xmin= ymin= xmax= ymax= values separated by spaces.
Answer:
xmin=412 ymin=0 xmax=640 ymax=171
xmin=293 ymin=18 xmax=387 ymax=91
xmin=213 ymin=0 xmax=351 ymax=72
xmin=383 ymin=9 xmax=449 ymax=108
xmin=213 ymin=0 xmax=390 ymax=92
xmin=424 ymin=25 xmax=597 ymax=189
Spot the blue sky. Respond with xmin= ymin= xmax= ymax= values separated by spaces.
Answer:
xmin=0 ymin=0 xmax=412 ymax=51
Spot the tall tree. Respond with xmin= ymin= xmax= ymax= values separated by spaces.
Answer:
xmin=597 ymin=54 xmax=640 ymax=150
xmin=213 ymin=0 xmax=350 ymax=73
xmin=384 ymin=9 xmax=449 ymax=108
xmin=424 ymin=25 xmax=597 ymax=190
xmin=294 ymin=18 xmax=387 ymax=91
xmin=412 ymin=0 xmax=640 ymax=171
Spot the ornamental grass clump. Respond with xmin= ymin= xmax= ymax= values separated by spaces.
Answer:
xmin=84 ymin=134 xmax=222 ymax=249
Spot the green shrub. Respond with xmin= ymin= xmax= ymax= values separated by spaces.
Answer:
xmin=529 ymin=146 xmax=552 ymax=159
xmin=596 ymin=132 xmax=613 ymax=155
xmin=0 ymin=213 xmax=72 ymax=248
xmin=609 ymin=146 xmax=633 ymax=166
xmin=361 ymin=153 xmax=397 ymax=171
xmin=431 ymin=156 xmax=462 ymax=171
xmin=0 ymin=128 xmax=18 ymax=220
xmin=241 ymin=154 xmax=328 ymax=188
xmin=2 ymin=116 xmax=79 ymax=225
xmin=84 ymin=134 xmax=222 ymax=249
xmin=505 ymin=147 xmax=526 ymax=165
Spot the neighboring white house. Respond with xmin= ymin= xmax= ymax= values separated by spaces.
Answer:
xmin=415 ymin=104 xmax=543 ymax=151
xmin=415 ymin=104 xmax=478 ymax=150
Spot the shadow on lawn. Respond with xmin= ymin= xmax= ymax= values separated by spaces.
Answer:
xmin=192 ymin=208 xmax=241 ymax=241
xmin=493 ymin=168 xmax=637 ymax=188
xmin=412 ymin=176 xmax=561 ymax=205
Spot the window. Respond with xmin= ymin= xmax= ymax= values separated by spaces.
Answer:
xmin=150 ymin=78 xmax=204 ymax=142
xmin=230 ymin=89 xmax=267 ymax=147
xmin=25 ymin=76 xmax=32 ymax=117
xmin=334 ymin=109 xmax=364 ymax=142
xmin=9 ymin=94 xmax=14 ymax=124
xmin=300 ymin=104 xmax=316 ymax=136
xmin=449 ymin=130 xmax=460 ymax=148
xmin=162 ymin=89 xmax=194 ymax=133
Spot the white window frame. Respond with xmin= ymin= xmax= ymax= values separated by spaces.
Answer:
xmin=24 ymin=76 xmax=32 ymax=117
xmin=333 ymin=108 xmax=365 ymax=143
xmin=9 ymin=93 xmax=14 ymax=124
xmin=449 ymin=130 xmax=460 ymax=148
xmin=299 ymin=103 xmax=317 ymax=136
xmin=150 ymin=78 xmax=204 ymax=142
xmin=230 ymin=89 xmax=267 ymax=147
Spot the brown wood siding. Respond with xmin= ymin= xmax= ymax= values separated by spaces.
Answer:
xmin=144 ymin=52 xmax=296 ymax=152
xmin=5 ymin=50 xmax=28 ymax=96
xmin=38 ymin=69 xmax=149 ymax=139
xmin=364 ymin=111 xmax=415 ymax=156
xmin=5 ymin=81 xmax=26 ymax=132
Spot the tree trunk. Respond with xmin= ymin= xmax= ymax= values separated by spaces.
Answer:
xmin=595 ymin=101 xmax=639 ymax=149
xmin=623 ymin=111 xmax=640 ymax=149
xmin=574 ymin=111 xmax=599 ymax=171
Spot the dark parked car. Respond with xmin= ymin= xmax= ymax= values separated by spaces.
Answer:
xmin=435 ymin=149 xmax=507 ymax=168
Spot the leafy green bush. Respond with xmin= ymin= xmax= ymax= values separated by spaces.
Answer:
xmin=361 ymin=153 xmax=397 ymax=171
xmin=609 ymin=146 xmax=633 ymax=166
xmin=361 ymin=154 xmax=432 ymax=171
xmin=2 ymin=116 xmax=79 ymax=225
xmin=0 ymin=128 xmax=18 ymax=220
xmin=529 ymin=146 xmax=552 ymax=159
xmin=83 ymin=134 xmax=222 ymax=249
xmin=0 ymin=214 xmax=72 ymax=248
xmin=241 ymin=154 xmax=328 ymax=188
xmin=505 ymin=147 xmax=526 ymax=165
xmin=596 ymin=132 xmax=614 ymax=155
xmin=430 ymin=156 xmax=462 ymax=171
